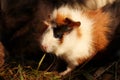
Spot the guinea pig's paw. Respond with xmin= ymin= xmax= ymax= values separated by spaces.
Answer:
xmin=59 ymin=67 xmax=73 ymax=76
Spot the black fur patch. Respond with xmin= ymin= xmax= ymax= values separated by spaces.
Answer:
xmin=53 ymin=24 xmax=73 ymax=39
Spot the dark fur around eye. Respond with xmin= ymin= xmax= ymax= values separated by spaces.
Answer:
xmin=53 ymin=25 xmax=73 ymax=39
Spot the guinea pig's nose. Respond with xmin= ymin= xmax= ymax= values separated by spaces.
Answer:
xmin=41 ymin=45 xmax=47 ymax=52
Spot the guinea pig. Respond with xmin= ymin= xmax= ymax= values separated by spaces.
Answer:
xmin=40 ymin=0 xmax=120 ymax=76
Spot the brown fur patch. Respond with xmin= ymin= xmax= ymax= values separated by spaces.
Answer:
xmin=76 ymin=28 xmax=81 ymax=38
xmin=77 ymin=58 xmax=84 ymax=64
xmin=55 ymin=13 xmax=71 ymax=25
xmin=55 ymin=13 xmax=66 ymax=25
xmin=77 ymin=57 xmax=89 ymax=65
xmin=87 ymin=9 xmax=112 ymax=52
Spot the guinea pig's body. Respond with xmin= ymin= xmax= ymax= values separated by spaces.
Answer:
xmin=41 ymin=1 xmax=120 ymax=76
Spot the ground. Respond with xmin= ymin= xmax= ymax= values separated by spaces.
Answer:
xmin=0 ymin=53 xmax=120 ymax=80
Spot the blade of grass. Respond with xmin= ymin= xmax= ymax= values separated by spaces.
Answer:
xmin=45 ymin=55 xmax=57 ymax=71
xmin=18 ymin=65 xmax=24 ymax=80
xmin=37 ymin=53 xmax=46 ymax=71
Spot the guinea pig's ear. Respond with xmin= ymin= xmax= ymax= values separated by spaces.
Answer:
xmin=43 ymin=14 xmax=52 ymax=28
xmin=43 ymin=21 xmax=50 ymax=28
xmin=65 ymin=18 xmax=81 ymax=27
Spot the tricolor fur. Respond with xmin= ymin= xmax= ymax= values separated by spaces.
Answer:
xmin=41 ymin=1 xmax=120 ymax=75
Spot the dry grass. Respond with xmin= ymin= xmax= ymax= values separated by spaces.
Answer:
xmin=0 ymin=64 xmax=61 ymax=80
xmin=0 ymin=53 xmax=120 ymax=80
xmin=0 ymin=54 xmax=61 ymax=80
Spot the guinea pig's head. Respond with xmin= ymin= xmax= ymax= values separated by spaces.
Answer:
xmin=40 ymin=17 xmax=81 ymax=54
xmin=40 ymin=9 xmax=81 ymax=55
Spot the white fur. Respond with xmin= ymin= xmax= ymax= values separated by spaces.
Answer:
xmin=85 ymin=0 xmax=116 ymax=10
xmin=41 ymin=27 xmax=59 ymax=53
xmin=95 ymin=0 xmax=115 ymax=8
xmin=85 ymin=0 xmax=115 ymax=9
xmin=52 ymin=5 xmax=94 ymax=63
xmin=41 ymin=5 xmax=94 ymax=75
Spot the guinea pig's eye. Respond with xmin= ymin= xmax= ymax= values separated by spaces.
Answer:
xmin=53 ymin=27 xmax=63 ymax=39
xmin=53 ymin=25 xmax=73 ymax=39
